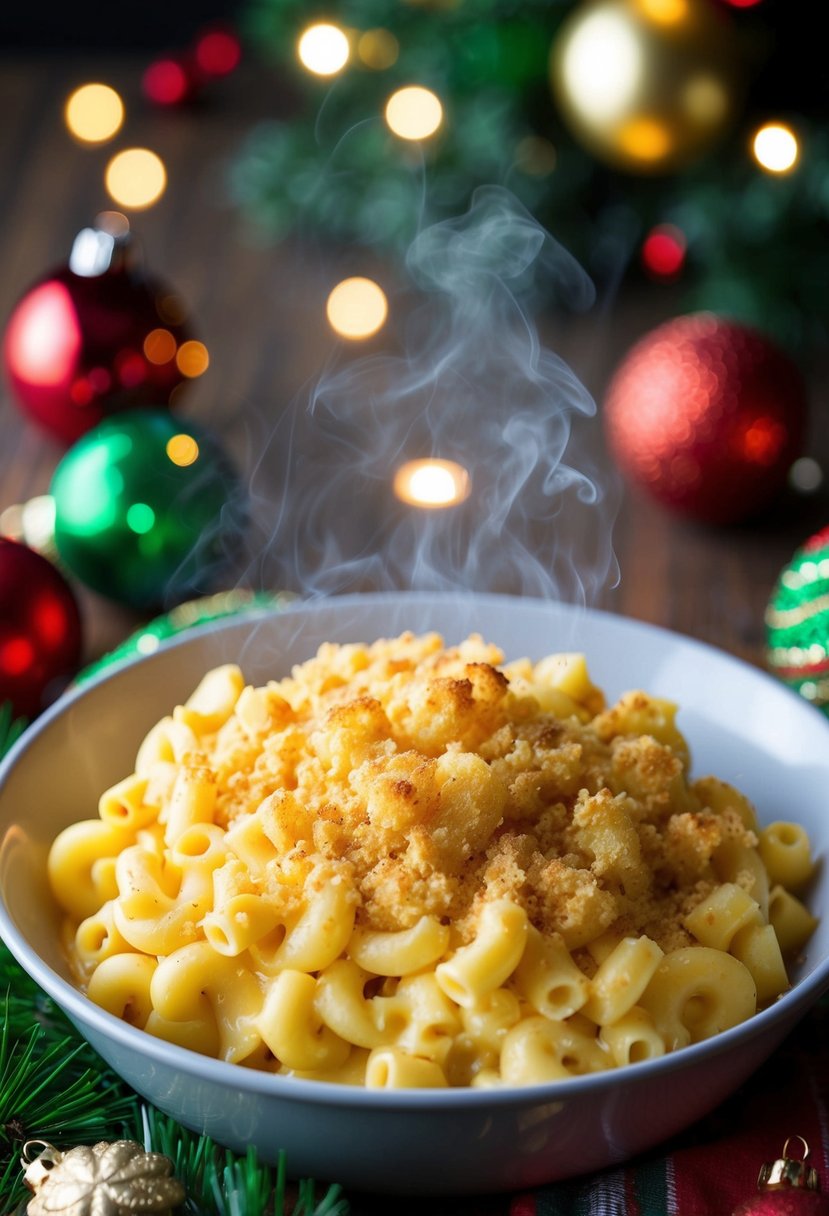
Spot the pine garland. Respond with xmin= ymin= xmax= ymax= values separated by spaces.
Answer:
xmin=0 ymin=942 xmax=348 ymax=1214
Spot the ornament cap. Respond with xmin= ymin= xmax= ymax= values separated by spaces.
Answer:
xmin=758 ymin=1137 xmax=820 ymax=1192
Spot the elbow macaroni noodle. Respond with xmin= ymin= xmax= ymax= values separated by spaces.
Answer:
xmin=48 ymin=632 xmax=819 ymax=1089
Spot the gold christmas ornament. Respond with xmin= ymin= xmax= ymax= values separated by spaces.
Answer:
xmin=550 ymin=0 xmax=743 ymax=172
xmin=22 ymin=1139 xmax=185 ymax=1216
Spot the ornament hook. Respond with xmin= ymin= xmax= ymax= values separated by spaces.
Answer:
xmin=21 ymin=1140 xmax=64 ymax=1193
xmin=782 ymin=1135 xmax=810 ymax=1162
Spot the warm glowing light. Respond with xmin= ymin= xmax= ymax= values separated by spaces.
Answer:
xmin=143 ymin=328 xmax=177 ymax=365
xmin=393 ymin=459 xmax=471 ymax=508
xmin=384 ymin=86 xmax=443 ymax=140
xmin=175 ymin=340 xmax=210 ymax=377
xmin=637 ymin=0 xmax=688 ymax=24
xmin=358 ymin=29 xmax=399 ymax=69
xmin=105 ymin=148 xmax=167 ymax=210
xmin=641 ymin=224 xmax=686 ymax=278
xmin=126 ymin=503 xmax=156 ymax=534
xmin=560 ymin=11 xmax=641 ymax=123
xmin=326 ymin=277 xmax=388 ymax=340
xmin=5 ymin=282 xmax=81 ymax=387
xmin=752 ymin=123 xmax=799 ymax=174
xmin=618 ymin=117 xmax=672 ymax=162
xmin=298 ymin=23 xmax=350 ymax=76
xmin=64 ymin=83 xmax=124 ymax=144
xmin=166 ymin=433 xmax=200 ymax=467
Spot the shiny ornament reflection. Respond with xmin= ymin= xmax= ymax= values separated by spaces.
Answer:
xmin=550 ymin=0 xmax=740 ymax=172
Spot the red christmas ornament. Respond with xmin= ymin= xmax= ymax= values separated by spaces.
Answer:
xmin=733 ymin=1137 xmax=829 ymax=1215
xmin=3 ymin=217 xmax=193 ymax=446
xmin=0 ymin=537 xmax=82 ymax=720
xmin=603 ymin=314 xmax=808 ymax=524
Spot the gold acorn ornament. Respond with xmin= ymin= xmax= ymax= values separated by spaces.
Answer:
xmin=22 ymin=1139 xmax=185 ymax=1216
xmin=550 ymin=0 xmax=743 ymax=173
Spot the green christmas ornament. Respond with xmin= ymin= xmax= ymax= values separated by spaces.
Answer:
xmin=765 ymin=525 xmax=829 ymax=716
xmin=51 ymin=410 xmax=246 ymax=609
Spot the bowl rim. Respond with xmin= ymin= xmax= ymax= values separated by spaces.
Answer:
xmin=2 ymin=589 xmax=829 ymax=1109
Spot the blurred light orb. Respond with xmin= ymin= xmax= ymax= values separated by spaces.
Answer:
xmin=142 ymin=58 xmax=191 ymax=107
xmin=105 ymin=148 xmax=167 ymax=210
xmin=752 ymin=123 xmax=799 ymax=174
xmin=194 ymin=27 xmax=242 ymax=78
xmin=298 ymin=23 xmax=350 ymax=76
xmin=143 ymin=328 xmax=177 ymax=366
xmin=641 ymin=224 xmax=687 ymax=278
xmin=358 ymin=29 xmax=399 ymax=70
xmin=326 ymin=277 xmax=388 ymax=340
xmin=385 ymin=86 xmax=443 ymax=140
xmin=789 ymin=457 xmax=823 ymax=494
xmin=393 ymin=460 xmax=471 ymax=509
xmin=550 ymin=0 xmax=740 ymax=173
xmin=64 ymin=83 xmax=124 ymax=144
xmin=166 ymin=433 xmax=200 ymax=467
xmin=175 ymin=340 xmax=210 ymax=378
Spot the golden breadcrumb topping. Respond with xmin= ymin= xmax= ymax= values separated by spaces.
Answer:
xmin=195 ymin=632 xmax=759 ymax=955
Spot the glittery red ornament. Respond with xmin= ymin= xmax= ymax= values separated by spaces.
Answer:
xmin=604 ymin=314 xmax=808 ymax=524
xmin=3 ymin=218 xmax=193 ymax=446
xmin=733 ymin=1138 xmax=829 ymax=1216
xmin=0 ymin=537 xmax=82 ymax=719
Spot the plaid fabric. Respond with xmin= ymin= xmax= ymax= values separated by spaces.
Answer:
xmin=352 ymin=998 xmax=829 ymax=1216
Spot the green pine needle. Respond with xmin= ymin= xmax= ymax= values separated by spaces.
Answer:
xmin=0 ymin=945 xmax=349 ymax=1215
xmin=141 ymin=1106 xmax=349 ymax=1216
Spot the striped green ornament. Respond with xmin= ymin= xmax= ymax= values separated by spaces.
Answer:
xmin=765 ymin=525 xmax=829 ymax=716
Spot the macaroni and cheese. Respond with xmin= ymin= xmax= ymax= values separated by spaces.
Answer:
xmin=48 ymin=632 xmax=818 ymax=1088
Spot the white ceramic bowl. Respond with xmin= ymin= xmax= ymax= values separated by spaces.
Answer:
xmin=2 ymin=592 xmax=829 ymax=1195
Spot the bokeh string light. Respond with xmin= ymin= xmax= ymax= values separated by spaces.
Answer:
xmin=105 ymin=148 xmax=167 ymax=210
xmin=392 ymin=459 xmax=471 ymax=508
xmin=752 ymin=122 xmax=799 ymax=174
xmin=64 ymin=83 xmax=124 ymax=144
xmin=297 ymin=23 xmax=350 ymax=76
xmin=384 ymin=86 xmax=444 ymax=140
xmin=326 ymin=277 xmax=388 ymax=339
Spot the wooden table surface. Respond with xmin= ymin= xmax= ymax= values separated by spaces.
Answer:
xmin=2 ymin=52 xmax=827 ymax=678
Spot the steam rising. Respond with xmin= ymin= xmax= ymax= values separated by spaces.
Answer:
xmin=248 ymin=187 xmax=618 ymax=605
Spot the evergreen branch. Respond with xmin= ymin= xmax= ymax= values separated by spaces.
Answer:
xmin=0 ymin=949 xmax=349 ymax=1214
xmin=141 ymin=1106 xmax=349 ymax=1216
